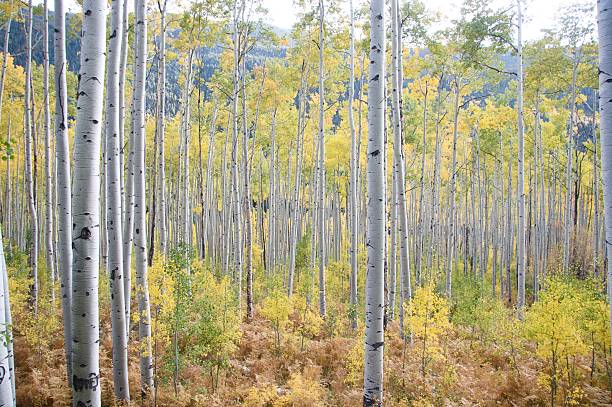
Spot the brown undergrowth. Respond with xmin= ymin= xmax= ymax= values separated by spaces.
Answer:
xmin=13 ymin=307 xmax=612 ymax=407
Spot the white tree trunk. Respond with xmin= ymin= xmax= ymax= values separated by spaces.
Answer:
xmin=43 ymin=0 xmax=56 ymax=299
xmin=70 ymin=0 xmax=106 ymax=404
xmin=363 ymin=0 xmax=385 ymax=404
xmin=104 ymin=0 xmax=129 ymax=398
xmin=597 ymin=0 xmax=612 ymax=359
xmin=0 ymin=17 xmax=11 ymax=140
xmin=516 ymin=0 xmax=526 ymax=314
xmin=317 ymin=0 xmax=327 ymax=317
xmin=391 ymin=0 xmax=411 ymax=305
xmin=0 ymin=229 xmax=14 ymax=406
xmin=133 ymin=0 xmax=154 ymax=393
xmin=53 ymin=0 xmax=73 ymax=383
xmin=348 ymin=0 xmax=358 ymax=327
xmin=24 ymin=0 xmax=38 ymax=316
xmin=446 ymin=83 xmax=460 ymax=297
xmin=157 ymin=3 xmax=168 ymax=257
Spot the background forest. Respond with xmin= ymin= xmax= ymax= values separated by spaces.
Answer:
xmin=0 ymin=0 xmax=611 ymax=405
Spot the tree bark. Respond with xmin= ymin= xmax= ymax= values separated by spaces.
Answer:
xmin=133 ymin=0 xmax=154 ymax=394
xmin=317 ymin=0 xmax=327 ymax=317
xmin=104 ymin=0 xmax=130 ymax=398
xmin=597 ymin=0 xmax=612 ymax=359
xmin=70 ymin=0 xmax=107 ymax=404
xmin=363 ymin=0 xmax=385 ymax=404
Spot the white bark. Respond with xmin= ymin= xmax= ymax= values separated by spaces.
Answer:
xmin=70 ymin=0 xmax=106 ymax=404
xmin=157 ymin=2 xmax=168 ymax=257
xmin=53 ymin=0 xmax=73 ymax=382
xmin=133 ymin=0 xmax=154 ymax=393
xmin=0 ymin=228 xmax=13 ymax=406
xmin=317 ymin=0 xmax=327 ymax=317
xmin=104 ymin=0 xmax=129 ymax=398
xmin=391 ymin=0 xmax=411 ymax=304
xmin=348 ymin=0 xmax=358 ymax=326
xmin=43 ymin=0 xmax=56 ymax=302
xmin=516 ymin=0 xmax=526 ymax=314
xmin=24 ymin=0 xmax=38 ymax=316
xmin=597 ymin=0 xmax=612 ymax=359
xmin=363 ymin=0 xmax=385 ymax=404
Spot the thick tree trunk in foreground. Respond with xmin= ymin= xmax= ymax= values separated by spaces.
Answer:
xmin=0 ymin=229 xmax=14 ymax=406
xmin=70 ymin=0 xmax=106 ymax=404
xmin=363 ymin=0 xmax=385 ymax=405
xmin=597 ymin=0 xmax=612 ymax=360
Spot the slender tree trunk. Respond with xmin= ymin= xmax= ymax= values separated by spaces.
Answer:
xmin=120 ymin=0 xmax=132 ymax=332
xmin=24 ymin=0 xmax=38 ymax=316
xmin=516 ymin=0 xmax=526 ymax=314
xmin=446 ymin=82 xmax=460 ymax=297
xmin=133 ymin=0 xmax=154 ymax=395
xmin=288 ymin=65 xmax=308 ymax=297
xmin=240 ymin=55 xmax=254 ymax=321
xmin=317 ymin=0 xmax=327 ymax=317
xmin=54 ymin=0 xmax=73 ymax=382
xmin=157 ymin=1 xmax=168 ymax=258
xmin=0 ymin=16 xmax=11 ymax=135
xmin=231 ymin=0 xmax=244 ymax=314
xmin=348 ymin=0 xmax=358 ymax=328
xmin=105 ymin=0 xmax=130 ymax=398
xmin=563 ymin=56 xmax=579 ymax=273
xmin=43 ymin=0 xmax=56 ymax=302
xmin=363 ymin=1 xmax=385 ymax=404
xmin=391 ymin=0 xmax=411 ymax=307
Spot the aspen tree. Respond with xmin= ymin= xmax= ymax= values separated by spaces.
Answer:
xmin=70 ymin=0 xmax=107 ymax=403
xmin=133 ymin=0 xmax=154 ymax=393
xmin=363 ymin=0 xmax=385 ymax=404
xmin=597 ymin=0 xmax=612 ymax=358
xmin=43 ymin=0 xmax=56 ymax=296
xmin=317 ymin=0 xmax=327 ymax=317
xmin=0 ymin=229 xmax=13 ymax=406
xmin=348 ymin=0 xmax=358 ymax=325
xmin=53 ymin=0 xmax=73 ymax=382
xmin=516 ymin=0 xmax=526 ymax=314
xmin=24 ymin=0 xmax=38 ymax=315
xmin=391 ymin=0 xmax=411 ymax=306
xmin=104 ymin=0 xmax=129 ymax=398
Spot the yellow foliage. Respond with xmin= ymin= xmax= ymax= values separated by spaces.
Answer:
xmin=274 ymin=372 xmax=324 ymax=407
xmin=405 ymin=285 xmax=451 ymax=374
xmin=344 ymin=336 xmax=364 ymax=387
xmin=260 ymin=289 xmax=292 ymax=348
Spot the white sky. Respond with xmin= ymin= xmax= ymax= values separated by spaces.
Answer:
xmin=261 ymin=0 xmax=590 ymax=41
xmin=52 ymin=0 xmax=592 ymax=42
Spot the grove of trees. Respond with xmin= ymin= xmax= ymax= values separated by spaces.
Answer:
xmin=0 ymin=0 xmax=611 ymax=405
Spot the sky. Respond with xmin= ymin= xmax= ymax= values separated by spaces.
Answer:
xmin=261 ymin=0 xmax=589 ymax=41
xmin=52 ymin=0 xmax=593 ymax=42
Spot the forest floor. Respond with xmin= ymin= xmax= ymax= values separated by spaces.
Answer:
xmin=13 ymin=309 xmax=612 ymax=407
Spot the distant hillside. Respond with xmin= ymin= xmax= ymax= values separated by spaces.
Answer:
xmin=2 ymin=10 xmax=286 ymax=116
